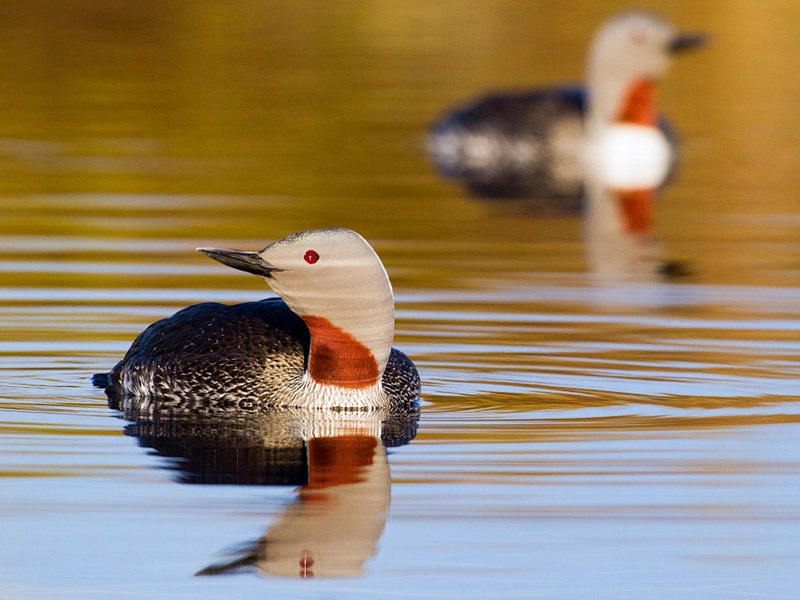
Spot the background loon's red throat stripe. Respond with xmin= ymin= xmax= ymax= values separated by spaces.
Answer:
xmin=619 ymin=79 xmax=656 ymax=126
xmin=302 ymin=315 xmax=380 ymax=388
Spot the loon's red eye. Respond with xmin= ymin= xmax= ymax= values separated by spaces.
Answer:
xmin=304 ymin=250 xmax=319 ymax=264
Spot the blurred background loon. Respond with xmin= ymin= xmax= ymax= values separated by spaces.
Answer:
xmin=428 ymin=11 xmax=707 ymax=204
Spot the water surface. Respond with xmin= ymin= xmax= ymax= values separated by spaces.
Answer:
xmin=1 ymin=2 xmax=799 ymax=599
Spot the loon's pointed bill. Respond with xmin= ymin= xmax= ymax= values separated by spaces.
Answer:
xmin=668 ymin=31 xmax=708 ymax=53
xmin=197 ymin=247 xmax=282 ymax=277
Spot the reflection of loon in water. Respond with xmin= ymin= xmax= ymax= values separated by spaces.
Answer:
xmin=583 ymin=177 xmax=692 ymax=283
xmin=93 ymin=228 xmax=420 ymax=410
xmin=428 ymin=11 xmax=706 ymax=203
xmin=121 ymin=402 xmax=419 ymax=578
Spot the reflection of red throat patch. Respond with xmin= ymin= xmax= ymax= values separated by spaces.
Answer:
xmin=614 ymin=189 xmax=654 ymax=233
xmin=305 ymin=435 xmax=377 ymax=491
xmin=302 ymin=315 xmax=379 ymax=388
xmin=619 ymin=79 xmax=656 ymax=126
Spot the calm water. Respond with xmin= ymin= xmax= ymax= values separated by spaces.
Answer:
xmin=1 ymin=2 xmax=799 ymax=599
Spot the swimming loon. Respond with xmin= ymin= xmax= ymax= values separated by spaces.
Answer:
xmin=93 ymin=228 xmax=421 ymax=410
xmin=428 ymin=11 xmax=706 ymax=201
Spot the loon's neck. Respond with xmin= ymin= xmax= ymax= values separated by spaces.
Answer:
xmin=295 ymin=279 xmax=395 ymax=389
xmin=587 ymin=76 xmax=658 ymax=134
xmin=302 ymin=315 xmax=384 ymax=389
xmin=584 ymin=74 xmax=669 ymax=193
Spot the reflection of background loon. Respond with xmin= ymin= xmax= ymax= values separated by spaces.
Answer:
xmin=121 ymin=403 xmax=419 ymax=578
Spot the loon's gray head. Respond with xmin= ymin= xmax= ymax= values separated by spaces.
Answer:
xmin=586 ymin=11 xmax=707 ymax=129
xmin=198 ymin=228 xmax=395 ymax=387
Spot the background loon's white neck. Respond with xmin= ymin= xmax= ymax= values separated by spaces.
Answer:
xmin=586 ymin=74 xmax=638 ymax=133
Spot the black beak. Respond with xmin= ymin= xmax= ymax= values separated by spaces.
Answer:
xmin=668 ymin=31 xmax=709 ymax=54
xmin=197 ymin=247 xmax=281 ymax=278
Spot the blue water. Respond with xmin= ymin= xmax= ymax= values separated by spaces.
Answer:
xmin=2 ymin=2 xmax=800 ymax=598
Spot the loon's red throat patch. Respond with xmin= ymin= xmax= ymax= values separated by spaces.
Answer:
xmin=619 ymin=79 xmax=656 ymax=126
xmin=303 ymin=315 xmax=380 ymax=388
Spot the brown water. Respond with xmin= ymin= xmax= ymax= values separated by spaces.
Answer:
xmin=1 ymin=2 xmax=799 ymax=599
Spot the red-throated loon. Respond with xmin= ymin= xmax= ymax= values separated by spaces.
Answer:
xmin=428 ymin=11 xmax=707 ymax=203
xmin=93 ymin=228 xmax=420 ymax=410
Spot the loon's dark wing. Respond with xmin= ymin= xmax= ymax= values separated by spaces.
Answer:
xmin=429 ymin=86 xmax=586 ymax=199
xmin=95 ymin=298 xmax=310 ymax=400
xmin=121 ymin=298 xmax=308 ymax=360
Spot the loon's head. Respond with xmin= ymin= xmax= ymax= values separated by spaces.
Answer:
xmin=586 ymin=11 xmax=706 ymax=128
xmin=198 ymin=228 xmax=394 ymax=388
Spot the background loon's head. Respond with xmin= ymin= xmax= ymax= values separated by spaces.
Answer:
xmin=588 ymin=12 xmax=706 ymax=85
xmin=586 ymin=11 xmax=706 ymax=129
xmin=198 ymin=228 xmax=395 ymax=384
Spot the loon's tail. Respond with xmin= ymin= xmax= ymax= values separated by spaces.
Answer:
xmin=427 ymin=114 xmax=470 ymax=179
xmin=91 ymin=372 xmax=111 ymax=388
